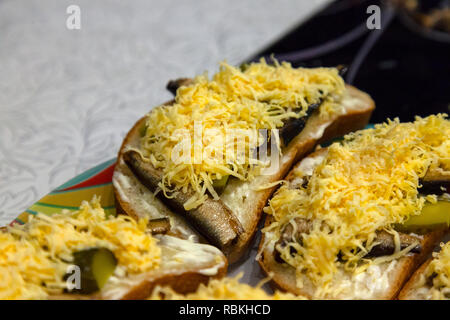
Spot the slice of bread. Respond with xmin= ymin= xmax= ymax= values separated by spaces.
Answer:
xmin=397 ymin=259 xmax=433 ymax=300
xmin=258 ymin=150 xmax=446 ymax=300
xmin=113 ymin=85 xmax=375 ymax=263
xmin=50 ymin=235 xmax=227 ymax=300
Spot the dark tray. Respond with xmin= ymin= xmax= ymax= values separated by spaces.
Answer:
xmin=249 ymin=0 xmax=450 ymax=123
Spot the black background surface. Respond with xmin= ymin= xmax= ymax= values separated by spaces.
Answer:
xmin=250 ymin=0 xmax=450 ymax=123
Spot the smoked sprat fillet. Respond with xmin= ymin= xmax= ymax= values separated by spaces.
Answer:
xmin=123 ymin=149 xmax=243 ymax=254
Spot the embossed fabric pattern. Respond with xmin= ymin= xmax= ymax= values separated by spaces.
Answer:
xmin=0 ymin=0 xmax=326 ymax=225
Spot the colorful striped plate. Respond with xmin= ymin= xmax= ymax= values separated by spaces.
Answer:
xmin=13 ymin=158 xmax=117 ymax=225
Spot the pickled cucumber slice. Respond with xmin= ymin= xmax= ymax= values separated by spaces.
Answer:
xmin=212 ymin=175 xmax=229 ymax=195
xmin=398 ymin=201 xmax=450 ymax=233
xmin=66 ymin=248 xmax=117 ymax=294
xmin=91 ymin=248 xmax=117 ymax=289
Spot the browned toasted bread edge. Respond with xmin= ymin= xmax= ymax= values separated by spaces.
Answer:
xmin=397 ymin=257 xmax=436 ymax=300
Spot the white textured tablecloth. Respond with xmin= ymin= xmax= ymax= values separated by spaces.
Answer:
xmin=0 ymin=0 xmax=327 ymax=226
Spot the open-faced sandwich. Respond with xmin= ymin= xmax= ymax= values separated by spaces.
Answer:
xmin=399 ymin=239 xmax=450 ymax=300
xmin=258 ymin=114 xmax=450 ymax=299
xmin=0 ymin=197 xmax=226 ymax=300
xmin=113 ymin=59 xmax=375 ymax=263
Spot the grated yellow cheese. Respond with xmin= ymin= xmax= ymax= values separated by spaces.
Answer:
xmin=0 ymin=232 xmax=60 ymax=300
xmin=0 ymin=197 xmax=161 ymax=299
xmin=264 ymin=114 xmax=450 ymax=295
xmin=149 ymin=273 xmax=305 ymax=300
xmin=425 ymin=242 xmax=450 ymax=300
xmin=141 ymin=59 xmax=345 ymax=209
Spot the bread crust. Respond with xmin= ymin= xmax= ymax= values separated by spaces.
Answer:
xmin=397 ymin=259 xmax=432 ymax=300
xmin=113 ymin=85 xmax=375 ymax=263
xmin=118 ymin=262 xmax=227 ymax=300
xmin=257 ymin=150 xmax=447 ymax=300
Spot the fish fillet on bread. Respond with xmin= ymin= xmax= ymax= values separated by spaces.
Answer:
xmin=258 ymin=115 xmax=450 ymax=299
xmin=113 ymin=59 xmax=375 ymax=263
xmin=0 ymin=198 xmax=226 ymax=300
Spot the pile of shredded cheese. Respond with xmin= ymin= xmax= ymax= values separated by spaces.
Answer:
xmin=264 ymin=114 xmax=450 ymax=295
xmin=141 ymin=59 xmax=345 ymax=209
xmin=424 ymin=242 xmax=450 ymax=300
xmin=0 ymin=231 xmax=60 ymax=300
xmin=0 ymin=197 xmax=161 ymax=300
xmin=149 ymin=273 xmax=304 ymax=300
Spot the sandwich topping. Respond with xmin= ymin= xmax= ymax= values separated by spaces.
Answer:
xmin=263 ymin=115 xmax=450 ymax=294
xmin=0 ymin=197 xmax=160 ymax=300
xmin=421 ymin=242 xmax=450 ymax=300
xmin=139 ymin=59 xmax=346 ymax=209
